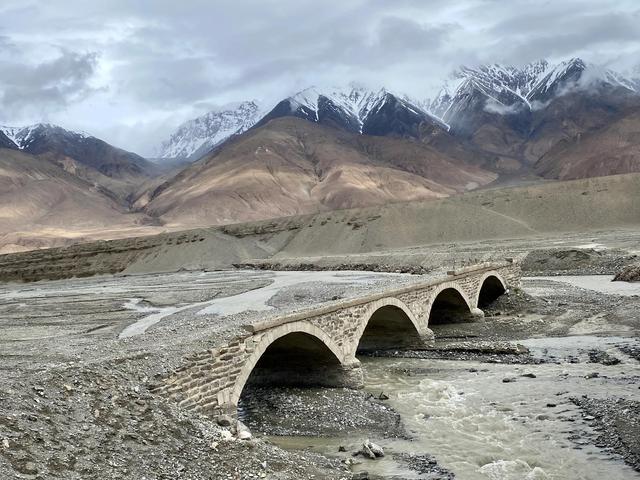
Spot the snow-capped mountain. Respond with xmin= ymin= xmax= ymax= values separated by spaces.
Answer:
xmin=430 ymin=58 xmax=637 ymax=125
xmin=0 ymin=123 xmax=91 ymax=151
xmin=158 ymin=85 xmax=448 ymax=162
xmin=155 ymin=58 xmax=640 ymax=164
xmin=157 ymin=101 xmax=265 ymax=160
xmin=0 ymin=123 xmax=154 ymax=183
xmin=258 ymin=83 xmax=448 ymax=138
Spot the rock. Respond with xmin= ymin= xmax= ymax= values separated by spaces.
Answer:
xmin=2 ymin=438 xmax=9 ymax=449
xmin=585 ymin=372 xmax=600 ymax=379
xmin=368 ymin=441 xmax=384 ymax=458
xmin=236 ymin=420 xmax=252 ymax=440
xmin=612 ymin=263 xmax=640 ymax=282
xmin=209 ymin=441 xmax=219 ymax=450
xmin=216 ymin=414 xmax=234 ymax=427
xmin=546 ymin=403 xmax=557 ymax=408
xmin=378 ymin=392 xmax=389 ymax=400
xmin=338 ymin=445 xmax=347 ymax=452
xmin=356 ymin=443 xmax=376 ymax=459
xmin=219 ymin=429 xmax=234 ymax=441
xmin=521 ymin=373 xmax=537 ymax=378
xmin=23 ymin=462 xmax=37 ymax=474
xmin=356 ymin=439 xmax=384 ymax=459
xmin=351 ymin=472 xmax=370 ymax=480
xmin=502 ymin=377 xmax=516 ymax=383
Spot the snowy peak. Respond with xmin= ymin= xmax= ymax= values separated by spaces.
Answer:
xmin=285 ymin=84 xmax=388 ymax=130
xmin=0 ymin=123 xmax=92 ymax=151
xmin=526 ymin=58 xmax=586 ymax=103
xmin=272 ymin=84 xmax=448 ymax=136
xmin=157 ymin=100 xmax=265 ymax=159
xmin=433 ymin=58 xmax=637 ymax=124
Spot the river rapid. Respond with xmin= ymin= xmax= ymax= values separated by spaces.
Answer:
xmin=269 ymin=334 xmax=640 ymax=479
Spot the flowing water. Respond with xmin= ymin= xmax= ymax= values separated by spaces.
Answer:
xmin=270 ymin=335 xmax=640 ymax=479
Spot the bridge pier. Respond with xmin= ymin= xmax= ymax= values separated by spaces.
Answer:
xmin=470 ymin=307 xmax=485 ymax=320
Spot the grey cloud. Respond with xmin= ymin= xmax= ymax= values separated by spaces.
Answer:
xmin=0 ymin=49 xmax=99 ymax=117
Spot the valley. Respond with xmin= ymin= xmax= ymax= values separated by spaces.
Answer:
xmin=1 ymin=233 xmax=639 ymax=479
xmin=1 ymin=42 xmax=640 ymax=480
xmin=1 ymin=57 xmax=640 ymax=254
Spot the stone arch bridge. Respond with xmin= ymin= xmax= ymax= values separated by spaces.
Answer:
xmin=156 ymin=260 xmax=520 ymax=417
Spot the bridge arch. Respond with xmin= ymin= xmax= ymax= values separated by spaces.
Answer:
xmin=426 ymin=283 xmax=474 ymax=327
xmin=354 ymin=297 xmax=427 ymax=353
xmin=230 ymin=321 xmax=361 ymax=409
xmin=476 ymin=272 xmax=508 ymax=308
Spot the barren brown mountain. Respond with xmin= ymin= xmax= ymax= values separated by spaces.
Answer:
xmin=535 ymin=106 xmax=640 ymax=180
xmin=140 ymin=117 xmax=497 ymax=227
xmin=0 ymin=148 xmax=155 ymax=253
xmin=5 ymin=124 xmax=160 ymax=204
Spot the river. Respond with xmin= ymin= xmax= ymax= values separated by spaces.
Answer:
xmin=267 ymin=334 xmax=640 ymax=479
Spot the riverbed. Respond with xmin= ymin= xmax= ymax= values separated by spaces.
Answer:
xmin=266 ymin=334 xmax=640 ymax=479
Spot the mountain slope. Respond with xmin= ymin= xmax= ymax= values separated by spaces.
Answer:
xmin=427 ymin=58 xmax=640 ymax=175
xmin=0 ymin=123 xmax=158 ymax=202
xmin=0 ymin=131 xmax=17 ymax=150
xmin=535 ymin=106 xmax=640 ymax=180
xmin=140 ymin=117 xmax=496 ymax=227
xmin=157 ymin=101 xmax=265 ymax=160
xmin=0 ymin=148 xmax=153 ymax=253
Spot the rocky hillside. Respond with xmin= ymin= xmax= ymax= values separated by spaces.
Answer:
xmin=0 ymin=123 xmax=158 ymax=203
xmin=140 ymin=117 xmax=496 ymax=227
xmin=0 ymin=148 xmax=154 ymax=253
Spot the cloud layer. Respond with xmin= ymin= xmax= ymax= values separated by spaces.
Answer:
xmin=0 ymin=0 xmax=639 ymax=155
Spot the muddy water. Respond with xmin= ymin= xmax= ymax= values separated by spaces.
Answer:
xmin=271 ymin=336 xmax=640 ymax=479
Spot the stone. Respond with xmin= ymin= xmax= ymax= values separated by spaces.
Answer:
xmin=378 ymin=392 xmax=389 ymax=400
xmin=236 ymin=420 xmax=252 ymax=440
xmin=23 ymin=462 xmax=37 ymax=474
xmin=216 ymin=414 xmax=233 ymax=427
xmin=521 ymin=373 xmax=536 ymax=378
xmin=338 ymin=445 xmax=347 ymax=452
xmin=2 ymin=438 xmax=9 ymax=449
xmin=502 ymin=377 xmax=516 ymax=383
xmin=367 ymin=441 xmax=384 ymax=458
xmin=356 ymin=443 xmax=376 ymax=459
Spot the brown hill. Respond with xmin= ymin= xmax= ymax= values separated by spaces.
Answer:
xmin=447 ymin=88 xmax=640 ymax=179
xmin=2 ymin=173 xmax=639 ymax=282
xmin=535 ymin=107 xmax=640 ymax=180
xmin=0 ymin=148 xmax=156 ymax=253
xmin=9 ymin=124 xmax=159 ymax=204
xmin=140 ymin=117 xmax=497 ymax=227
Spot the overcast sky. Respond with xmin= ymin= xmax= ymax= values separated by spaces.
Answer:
xmin=1 ymin=0 xmax=639 ymax=155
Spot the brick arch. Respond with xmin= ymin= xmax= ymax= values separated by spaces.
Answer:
xmin=475 ymin=271 xmax=508 ymax=308
xmin=350 ymin=297 xmax=427 ymax=354
xmin=425 ymin=282 xmax=474 ymax=327
xmin=229 ymin=321 xmax=355 ymax=408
